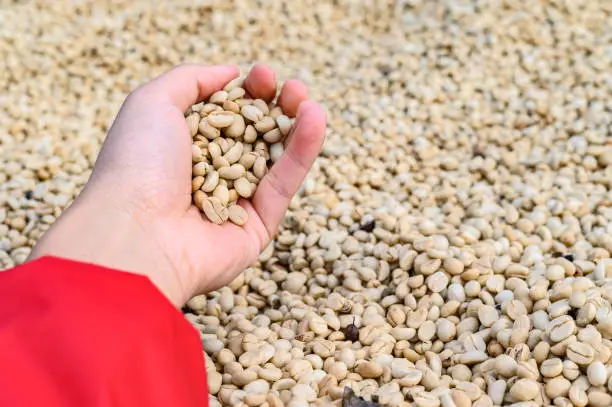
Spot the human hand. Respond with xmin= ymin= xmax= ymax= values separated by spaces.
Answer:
xmin=29 ymin=64 xmax=326 ymax=306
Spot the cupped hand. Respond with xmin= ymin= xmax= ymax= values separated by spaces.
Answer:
xmin=29 ymin=64 xmax=326 ymax=306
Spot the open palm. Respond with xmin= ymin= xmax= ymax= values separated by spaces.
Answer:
xmin=31 ymin=64 xmax=326 ymax=306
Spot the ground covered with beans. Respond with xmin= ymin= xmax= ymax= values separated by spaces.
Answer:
xmin=2 ymin=1 xmax=612 ymax=406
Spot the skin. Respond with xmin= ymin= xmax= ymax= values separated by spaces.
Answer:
xmin=28 ymin=63 xmax=326 ymax=306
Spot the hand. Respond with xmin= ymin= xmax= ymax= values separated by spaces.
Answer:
xmin=29 ymin=64 xmax=326 ymax=306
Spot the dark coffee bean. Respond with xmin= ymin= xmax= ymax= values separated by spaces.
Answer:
xmin=25 ymin=190 xmax=33 ymax=199
xmin=378 ymin=65 xmax=392 ymax=77
xmin=360 ymin=219 xmax=376 ymax=233
xmin=270 ymin=297 xmax=282 ymax=309
xmin=345 ymin=317 xmax=359 ymax=342
xmin=342 ymin=387 xmax=380 ymax=407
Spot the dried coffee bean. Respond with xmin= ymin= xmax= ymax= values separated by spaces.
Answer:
xmin=202 ymin=197 xmax=229 ymax=225
xmin=228 ymin=204 xmax=248 ymax=226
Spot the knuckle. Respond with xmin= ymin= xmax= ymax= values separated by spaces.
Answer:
xmin=265 ymin=169 xmax=292 ymax=200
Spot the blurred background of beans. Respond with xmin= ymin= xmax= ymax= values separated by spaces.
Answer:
xmin=2 ymin=1 xmax=612 ymax=406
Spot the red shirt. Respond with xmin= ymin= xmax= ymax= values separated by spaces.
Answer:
xmin=0 ymin=257 xmax=209 ymax=407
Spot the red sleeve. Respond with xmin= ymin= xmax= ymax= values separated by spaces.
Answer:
xmin=0 ymin=256 xmax=209 ymax=407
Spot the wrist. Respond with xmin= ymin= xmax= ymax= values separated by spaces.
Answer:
xmin=28 ymin=191 xmax=189 ymax=307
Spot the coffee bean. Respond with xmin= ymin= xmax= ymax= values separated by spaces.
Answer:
xmin=345 ymin=318 xmax=359 ymax=342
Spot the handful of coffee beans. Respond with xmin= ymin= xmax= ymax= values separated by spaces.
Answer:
xmin=185 ymin=76 xmax=293 ymax=226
